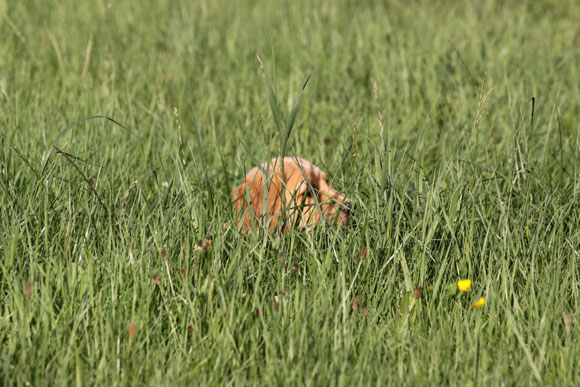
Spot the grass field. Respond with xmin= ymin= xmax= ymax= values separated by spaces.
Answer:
xmin=2 ymin=0 xmax=580 ymax=385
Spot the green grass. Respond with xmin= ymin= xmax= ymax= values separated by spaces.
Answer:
xmin=2 ymin=0 xmax=580 ymax=385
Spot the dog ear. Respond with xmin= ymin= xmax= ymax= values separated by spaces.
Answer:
xmin=270 ymin=164 xmax=309 ymax=230
xmin=232 ymin=177 xmax=264 ymax=232
xmin=233 ymin=164 xmax=288 ymax=233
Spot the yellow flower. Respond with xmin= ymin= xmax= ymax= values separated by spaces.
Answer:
xmin=457 ymin=279 xmax=472 ymax=291
xmin=472 ymin=297 xmax=486 ymax=308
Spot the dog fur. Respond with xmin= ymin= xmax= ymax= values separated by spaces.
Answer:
xmin=232 ymin=157 xmax=350 ymax=234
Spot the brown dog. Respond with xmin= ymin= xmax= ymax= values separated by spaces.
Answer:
xmin=232 ymin=157 xmax=350 ymax=234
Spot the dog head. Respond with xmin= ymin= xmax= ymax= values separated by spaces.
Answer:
xmin=232 ymin=157 xmax=350 ymax=234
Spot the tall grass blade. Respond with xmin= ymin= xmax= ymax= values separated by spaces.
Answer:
xmin=256 ymin=54 xmax=284 ymax=136
xmin=283 ymin=72 xmax=313 ymax=157
xmin=41 ymin=115 xmax=130 ymax=176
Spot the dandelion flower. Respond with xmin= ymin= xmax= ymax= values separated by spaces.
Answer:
xmin=457 ymin=279 xmax=472 ymax=291
xmin=472 ymin=297 xmax=486 ymax=308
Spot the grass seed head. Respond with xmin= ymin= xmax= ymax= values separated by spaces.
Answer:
xmin=127 ymin=322 xmax=138 ymax=338
xmin=25 ymin=281 xmax=34 ymax=297
xmin=194 ymin=240 xmax=204 ymax=252
xmin=414 ymin=286 xmax=423 ymax=299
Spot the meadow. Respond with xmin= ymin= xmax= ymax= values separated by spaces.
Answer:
xmin=1 ymin=0 xmax=579 ymax=385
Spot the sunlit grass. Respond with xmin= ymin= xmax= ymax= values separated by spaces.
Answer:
xmin=1 ymin=0 xmax=580 ymax=385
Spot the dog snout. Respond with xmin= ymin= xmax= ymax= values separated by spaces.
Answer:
xmin=340 ymin=200 xmax=353 ymax=226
